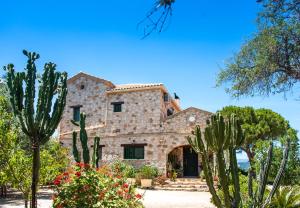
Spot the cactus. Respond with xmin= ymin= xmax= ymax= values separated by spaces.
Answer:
xmin=71 ymin=113 xmax=101 ymax=167
xmin=92 ymin=137 xmax=100 ymax=168
xmin=187 ymin=113 xmax=289 ymax=208
xmin=252 ymin=139 xmax=290 ymax=208
xmin=72 ymin=132 xmax=80 ymax=163
xmin=188 ymin=113 xmax=243 ymax=208
xmin=4 ymin=50 xmax=68 ymax=208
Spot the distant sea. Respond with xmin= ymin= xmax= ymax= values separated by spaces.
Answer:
xmin=237 ymin=160 xmax=250 ymax=171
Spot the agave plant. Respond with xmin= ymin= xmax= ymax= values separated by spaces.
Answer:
xmin=269 ymin=187 xmax=300 ymax=208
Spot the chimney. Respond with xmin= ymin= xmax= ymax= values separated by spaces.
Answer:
xmin=174 ymin=93 xmax=180 ymax=107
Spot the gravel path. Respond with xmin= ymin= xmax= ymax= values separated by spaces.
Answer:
xmin=0 ymin=189 xmax=215 ymax=208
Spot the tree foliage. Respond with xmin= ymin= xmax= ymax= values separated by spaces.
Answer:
xmin=217 ymin=0 xmax=300 ymax=97
xmin=219 ymin=106 xmax=289 ymax=146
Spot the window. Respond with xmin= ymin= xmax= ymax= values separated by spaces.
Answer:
xmin=111 ymin=102 xmax=124 ymax=112
xmin=122 ymin=144 xmax=146 ymax=159
xmin=163 ymin=93 xmax=169 ymax=102
xmin=73 ymin=107 xmax=80 ymax=121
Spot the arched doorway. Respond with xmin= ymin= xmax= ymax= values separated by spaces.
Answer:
xmin=183 ymin=146 xmax=199 ymax=177
xmin=167 ymin=145 xmax=199 ymax=178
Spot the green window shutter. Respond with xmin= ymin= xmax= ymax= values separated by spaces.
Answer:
xmin=113 ymin=104 xmax=122 ymax=112
xmin=135 ymin=147 xmax=144 ymax=159
xmin=73 ymin=107 xmax=80 ymax=121
xmin=124 ymin=146 xmax=144 ymax=159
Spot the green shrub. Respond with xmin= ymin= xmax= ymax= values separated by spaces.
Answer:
xmin=124 ymin=165 xmax=136 ymax=178
xmin=110 ymin=160 xmax=136 ymax=178
xmin=53 ymin=163 xmax=144 ymax=208
xmin=138 ymin=165 xmax=158 ymax=179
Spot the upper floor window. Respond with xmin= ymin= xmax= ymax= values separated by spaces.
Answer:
xmin=111 ymin=102 xmax=124 ymax=112
xmin=73 ymin=106 xmax=81 ymax=121
xmin=163 ymin=93 xmax=169 ymax=102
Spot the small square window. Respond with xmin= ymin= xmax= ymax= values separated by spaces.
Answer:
xmin=73 ymin=107 xmax=80 ymax=121
xmin=114 ymin=104 xmax=122 ymax=112
xmin=111 ymin=102 xmax=124 ymax=112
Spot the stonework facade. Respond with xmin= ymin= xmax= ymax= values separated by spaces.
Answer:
xmin=59 ymin=72 xmax=212 ymax=176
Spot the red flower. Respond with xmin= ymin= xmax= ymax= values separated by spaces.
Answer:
xmin=55 ymin=175 xmax=63 ymax=181
xmin=123 ymin=183 xmax=129 ymax=189
xmin=124 ymin=189 xmax=129 ymax=193
xmin=63 ymin=172 xmax=69 ymax=176
xmin=113 ymin=182 xmax=119 ymax=188
xmin=53 ymin=179 xmax=61 ymax=185
xmin=75 ymin=171 xmax=81 ymax=177
xmin=135 ymin=194 xmax=142 ymax=199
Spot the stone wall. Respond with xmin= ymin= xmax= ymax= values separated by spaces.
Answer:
xmin=59 ymin=75 xmax=111 ymax=135
xmin=105 ymin=89 xmax=163 ymax=135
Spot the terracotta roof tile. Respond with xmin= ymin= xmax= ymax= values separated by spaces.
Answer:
xmin=109 ymin=83 xmax=163 ymax=91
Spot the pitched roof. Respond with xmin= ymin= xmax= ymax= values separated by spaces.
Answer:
xmin=163 ymin=107 xmax=212 ymax=121
xmin=67 ymin=72 xmax=115 ymax=88
xmin=110 ymin=83 xmax=163 ymax=92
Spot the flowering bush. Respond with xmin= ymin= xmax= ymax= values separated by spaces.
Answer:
xmin=52 ymin=163 xmax=144 ymax=208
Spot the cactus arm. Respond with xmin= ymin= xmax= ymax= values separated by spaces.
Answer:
xmin=92 ymin=137 xmax=100 ymax=168
xmin=23 ymin=51 xmax=38 ymax=137
xmin=95 ymin=137 xmax=100 ymax=168
xmin=188 ymin=128 xmax=223 ymax=208
xmin=202 ymin=152 xmax=223 ymax=208
xmin=72 ymin=132 xmax=81 ymax=163
xmin=216 ymin=150 xmax=232 ymax=208
xmin=248 ymin=168 xmax=254 ymax=206
xmin=79 ymin=114 xmax=90 ymax=164
xmin=229 ymin=147 xmax=241 ymax=207
xmin=262 ymin=139 xmax=290 ymax=208
xmin=257 ymin=142 xmax=273 ymax=204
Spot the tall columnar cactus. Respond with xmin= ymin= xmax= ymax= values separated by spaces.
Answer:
xmin=187 ymin=113 xmax=290 ymax=208
xmin=4 ymin=50 xmax=68 ymax=208
xmin=188 ymin=113 xmax=244 ymax=208
xmin=71 ymin=113 xmax=100 ymax=167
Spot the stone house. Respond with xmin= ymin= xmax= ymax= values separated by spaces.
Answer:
xmin=59 ymin=72 xmax=212 ymax=176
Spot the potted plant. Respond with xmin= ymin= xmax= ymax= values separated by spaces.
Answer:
xmin=125 ymin=165 xmax=136 ymax=185
xmin=139 ymin=165 xmax=158 ymax=188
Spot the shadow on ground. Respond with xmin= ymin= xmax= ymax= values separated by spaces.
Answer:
xmin=0 ymin=188 xmax=53 ymax=207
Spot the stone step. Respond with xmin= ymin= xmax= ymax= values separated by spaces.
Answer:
xmin=153 ymin=186 xmax=209 ymax=192
xmin=167 ymin=182 xmax=207 ymax=185
xmin=165 ymin=184 xmax=209 ymax=188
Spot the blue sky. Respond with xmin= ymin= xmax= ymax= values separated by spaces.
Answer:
xmin=0 ymin=0 xmax=299 ymax=137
